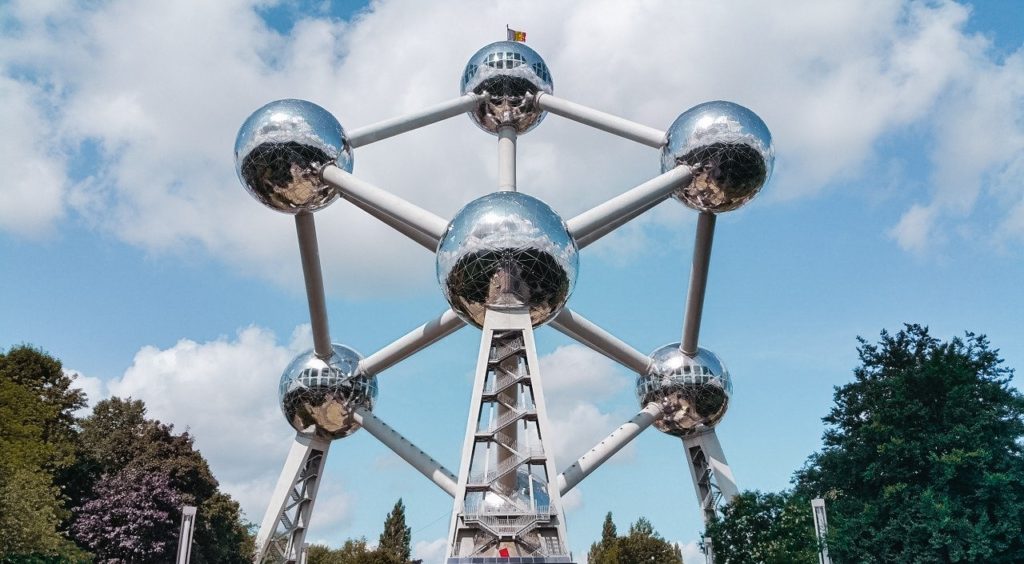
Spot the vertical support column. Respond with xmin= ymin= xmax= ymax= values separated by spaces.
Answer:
xmin=254 ymin=434 xmax=331 ymax=564
xmin=176 ymin=505 xmax=197 ymax=564
xmin=497 ymin=126 xmax=517 ymax=192
xmin=447 ymin=308 xmax=573 ymax=563
xmin=812 ymin=498 xmax=833 ymax=564
xmin=681 ymin=212 xmax=716 ymax=356
xmin=681 ymin=430 xmax=738 ymax=527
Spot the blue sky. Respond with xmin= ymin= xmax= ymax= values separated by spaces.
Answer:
xmin=2 ymin=1 xmax=1023 ymax=562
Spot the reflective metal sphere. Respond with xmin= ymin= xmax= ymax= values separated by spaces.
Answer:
xmin=437 ymin=192 xmax=577 ymax=328
xmin=234 ymin=99 xmax=353 ymax=214
xmin=636 ymin=344 xmax=732 ymax=436
xmin=661 ymin=101 xmax=774 ymax=213
xmin=278 ymin=344 xmax=377 ymax=440
xmin=460 ymin=41 xmax=553 ymax=134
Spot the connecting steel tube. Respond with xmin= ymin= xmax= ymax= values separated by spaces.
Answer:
xmin=294 ymin=212 xmax=333 ymax=359
xmin=353 ymin=407 xmax=458 ymax=497
xmin=358 ymin=309 xmax=466 ymax=376
xmin=568 ymin=165 xmax=692 ymax=248
xmin=550 ymin=308 xmax=650 ymax=375
xmin=321 ymin=165 xmax=449 ymax=251
xmin=557 ymin=403 xmax=663 ymax=495
xmin=534 ymin=92 xmax=667 ymax=148
xmin=497 ymin=125 xmax=517 ymax=191
xmin=348 ymin=94 xmax=485 ymax=148
xmin=681 ymin=212 xmax=716 ymax=356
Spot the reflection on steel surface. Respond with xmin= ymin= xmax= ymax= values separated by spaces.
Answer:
xmin=460 ymin=41 xmax=553 ymax=134
xmin=279 ymin=344 xmax=377 ymax=440
xmin=235 ymin=99 xmax=353 ymax=213
xmin=636 ymin=344 xmax=731 ymax=436
xmin=437 ymin=192 xmax=577 ymax=328
xmin=661 ymin=101 xmax=774 ymax=213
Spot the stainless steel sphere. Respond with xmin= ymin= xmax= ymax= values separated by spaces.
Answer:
xmin=636 ymin=344 xmax=732 ymax=436
xmin=460 ymin=41 xmax=553 ymax=134
xmin=437 ymin=192 xmax=578 ymax=328
xmin=278 ymin=344 xmax=377 ymax=440
xmin=234 ymin=99 xmax=353 ymax=214
xmin=661 ymin=101 xmax=774 ymax=213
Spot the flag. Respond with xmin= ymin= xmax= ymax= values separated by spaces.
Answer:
xmin=507 ymin=26 xmax=526 ymax=42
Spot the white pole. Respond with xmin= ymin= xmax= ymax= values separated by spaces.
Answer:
xmin=176 ymin=505 xmax=197 ymax=564
xmin=681 ymin=212 xmax=716 ymax=356
xmin=497 ymin=125 xmax=517 ymax=192
xmin=567 ymin=166 xmax=692 ymax=248
xmin=321 ymin=165 xmax=449 ymax=249
xmin=557 ymin=403 xmax=662 ymax=495
xmin=294 ymin=212 xmax=332 ymax=359
xmin=358 ymin=309 xmax=466 ymax=376
xmin=549 ymin=308 xmax=650 ymax=375
xmin=534 ymin=92 xmax=667 ymax=148
xmin=349 ymin=94 xmax=485 ymax=148
xmin=352 ymin=407 xmax=458 ymax=497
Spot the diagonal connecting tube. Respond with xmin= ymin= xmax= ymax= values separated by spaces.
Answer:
xmin=534 ymin=92 xmax=667 ymax=148
xmin=681 ymin=212 xmax=716 ymax=356
xmin=567 ymin=165 xmax=692 ymax=249
xmin=358 ymin=309 xmax=466 ymax=376
xmin=348 ymin=93 xmax=485 ymax=148
xmin=321 ymin=165 xmax=449 ymax=252
xmin=550 ymin=308 xmax=650 ymax=375
xmin=295 ymin=212 xmax=333 ymax=359
xmin=557 ymin=403 xmax=663 ymax=495
xmin=353 ymin=407 xmax=458 ymax=497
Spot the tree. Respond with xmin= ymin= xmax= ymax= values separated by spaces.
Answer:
xmin=377 ymin=499 xmax=412 ymax=563
xmin=795 ymin=325 xmax=1024 ymax=562
xmin=71 ymin=467 xmax=183 ymax=562
xmin=617 ymin=517 xmax=683 ymax=564
xmin=192 ymin=492 xmax=255 ymax=563
xmin=704 ymin=490 xmax=819 ymax=563
xmin=586 ymin=512 xmax=620 ymax=564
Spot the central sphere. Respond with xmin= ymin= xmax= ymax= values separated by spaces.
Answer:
xmin=460 ymin=41 xmax=553 ymax=135
xmin=278 ymin=344 xmax=377 ymax=440
xmin=437 ymin=192 xmax=578 ymax=328
xmin=636 ymin=344 xmax=732 ymax=436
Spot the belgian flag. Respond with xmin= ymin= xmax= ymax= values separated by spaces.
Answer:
xmin=506 ymin=26 xmax=526 ymax=42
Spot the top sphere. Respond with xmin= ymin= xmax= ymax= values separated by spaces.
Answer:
xmin=437 ymin=191 xmax=578 ymax=328
xmin=278 ymin=343 xmax=377 ymax=440
xmin=460 ymin=41 xmax=553 ymax=135
xmin=636 ymin=344 xmax=732 ymax=436
xmin=234 ymin=99 xmax=353 ymax=214
xmin=661 ymin=101 xmax=774 ymax=213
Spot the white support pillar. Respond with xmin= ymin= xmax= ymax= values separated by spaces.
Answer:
xmin=549 ymin=308 xmax=650 ymax=375
xmin=294 ymin=212 xmax=332 ymax=359
xmin=681 ymin=212 xmax=716 ymax=356
xmin=534 ymin=93 xmax=667 ymax=148
xmin=567 ymin=166 xmax=692 ymax=248
xmin=812 ymin=498 xmax=833 ymax=564
xmin=321 ymin=165 xmax=449 ymax=251
xmin=497 ymin=126 xmax=517 ymax=192
xmin=681 ymin=430 xmax=737 ymax=526
xmin=254 ymin=434 xmax=331 ymax=564
xmin=358 ymin=309 xmax=466 ymax=376
xmin=352 ymin=406 xmax=458 ymax=497
xmin=557 ymin=403 xmax=662 ymax=495
xmin=349 ymin=94 xmax=485 ymax=148
xmin=176 ymin=505 xmax=197 ymax=564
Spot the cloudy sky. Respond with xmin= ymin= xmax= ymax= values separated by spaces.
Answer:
xmin=2 ymin=1 xmax=1022 ymax=562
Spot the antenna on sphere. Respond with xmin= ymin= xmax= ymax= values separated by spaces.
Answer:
xmin=233 ymin=34 xmax=774 ymax=564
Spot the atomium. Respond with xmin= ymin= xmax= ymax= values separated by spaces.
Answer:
xmin=661 ymin=100 xmax=774 ymax=213
xmin=278 ymin=344 xmax=377 ymax=440
xmin=637 ymin=344 xmax=732 ymax=436
xmin=235 ymin=99 xmax=353 ymax=214
xmin=437 ymin=191 xmax=577 ymax=328
xmin=460 ymin=41 xmax=553 ymax=134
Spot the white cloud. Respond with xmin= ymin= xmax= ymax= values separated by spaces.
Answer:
xmin=889 ymin=203 xmax=938 ymax=253
xmin=680 ymin=540 xmax=706 ymax=564
xmin=64 ymin=368 xmax=106 ymax=416
xmin=2 ymin=0 xmax=1023 ymax=280
xmin=413 ymin=536 xmax=447 ymax=564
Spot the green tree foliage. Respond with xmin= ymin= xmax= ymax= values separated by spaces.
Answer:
xmin=0 ymin=347 xmax=90 ymax=561
xmin=192 ymin=492 xmax=255 ymax=564
xmin=377 ymin=499 xmax=412 ymax=562
xmin=587 ymin=514 xmax=681 ymax=564
xmin=704 ymin=490 xmax=819 ymax=563
xmin=795 ymin=325 xmax=1024 ymax=562
xmin=306 ymin=538 xmax=404 ymax=564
